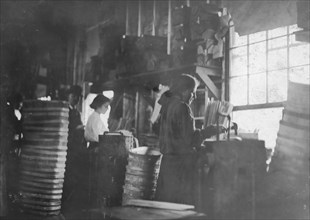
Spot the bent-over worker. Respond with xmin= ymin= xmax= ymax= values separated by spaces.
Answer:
xmin=155 ymin=74 xmax=218 ymax=205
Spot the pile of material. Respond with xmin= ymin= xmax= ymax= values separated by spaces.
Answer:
xmin=265 ymin=81 xmax=310 ymax=219
xmin=19 ymin=101 xmax=69 ymax=216
xmin=204 ymin=99 xmax=233 ymax=128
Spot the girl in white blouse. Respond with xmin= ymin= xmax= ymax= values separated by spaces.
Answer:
xmin=84 ymin=94 xmax=110 ymax=146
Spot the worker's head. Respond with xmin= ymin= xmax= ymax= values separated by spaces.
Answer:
xmin=68 ymin=85 xmax=82 ymax=107
xmin=90 ymin=94 xmax=110 ymax=114
xmin=170 ymin=74 xmax=199 ymax=104
xmin=9 ymin=93 xmax=24 ymax=110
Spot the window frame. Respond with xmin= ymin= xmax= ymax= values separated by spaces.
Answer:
xmin=229 ymin=24 xmax=310 ymax=110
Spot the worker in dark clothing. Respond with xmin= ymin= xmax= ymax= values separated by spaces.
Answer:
xmin=67 ymin=85 xmax=84 ymax=145
xmin=62 ymin=85 xmax=87 ymax=212
xmin=155 ymin=74 xmax=219 ymax=206
xmin=0 ymin=78 xmax=14 ymax=217
xmin=6 ymin=93 xmax=24 ymax=203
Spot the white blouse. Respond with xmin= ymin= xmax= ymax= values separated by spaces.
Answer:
xmin=84 ymin=111 xmax=108 ymax=142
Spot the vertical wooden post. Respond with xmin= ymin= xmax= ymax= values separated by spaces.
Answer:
xmin=152 ymin=0 xmax=156 ymax=36
xmin=186 ymin=0 xmax=190 ymax=7
xmin=138 ymin=0 xmax=142 ymax=36
xmin=72 ymin=34 xmax=79 ymax=85
xmin=135 ymin=91 xmax=140 ymax=137
xmin=126 ymin=0 xmax=129 ymax=35
xmin=167 ymin=0 xmax=172 ymax=55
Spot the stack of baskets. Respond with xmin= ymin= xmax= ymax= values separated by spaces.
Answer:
xmin=19 ymin=100 xmax=69 ymax=216
xmin=122 ymin=147 xmax=162 ymax=205
xmin=267 ymin=81 xmax=310 ymax=219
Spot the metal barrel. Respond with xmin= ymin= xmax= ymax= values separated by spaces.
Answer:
xmin=122 ymin=147 xmax=162 ymax=205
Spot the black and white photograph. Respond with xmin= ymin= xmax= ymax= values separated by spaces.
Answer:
xmin=0 ymin=0 xmax=309 ymax=219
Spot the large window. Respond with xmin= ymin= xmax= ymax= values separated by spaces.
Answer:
xmin=229 ymin=24 xmax=310 ymax=149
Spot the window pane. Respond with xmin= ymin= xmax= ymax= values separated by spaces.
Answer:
xmin=231 ymin=31 xmax=247 ymax=47
xmin=289 ymin=44 xmax=310 ymax=67
xmin=268 ymin=26 xmax=287 ymax=39
xmin=268 ymin=69 xmax=288 ymax=102
xmin=230 ymin=76 xmax=247 ymax=106
xmin=249 ymin=73 xmax=266 ymax=104
xmin=249 ymin=31 xmax=266 ymax=43
xmin=268 ymin=49 xmax=287 ymax=71
xmin=232 ymin=107 xmax=283 ymax=149
xmin=249 ymin=42 xmax=266 ymax=73
xmin=230 ymin=47 xmax=247 ymax=76
xmin=268 ymin=36 xmax=287 ymax=50
xmin=231 ymin=46 xmax=247 ymax=57
xmin=289 ymin=65 xmax=310 ymax=84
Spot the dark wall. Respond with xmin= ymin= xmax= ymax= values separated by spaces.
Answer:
xmin=1 ymin=1 xmax=77 ymax=99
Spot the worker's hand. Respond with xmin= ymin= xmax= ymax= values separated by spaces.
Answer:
xmin=202 ymin=125 xmax=226 ymax=138
xmin=76 ymin=125 xmax=85 ymax=130
xmin=218 ymin=125 xmax=227 ymax=134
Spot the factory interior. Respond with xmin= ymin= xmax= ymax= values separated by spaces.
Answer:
xmin=0 ymin=0 xmax=309 ymax=219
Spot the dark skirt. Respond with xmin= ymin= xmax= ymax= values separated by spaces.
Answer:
xmin=155 ymin=153 xmax=197 ymax=205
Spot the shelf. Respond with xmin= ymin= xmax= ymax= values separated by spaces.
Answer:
xmin=101 ymin=64 xmax=222 ymax=92
xmin=102 ymin=65 xmax=196 ymax=90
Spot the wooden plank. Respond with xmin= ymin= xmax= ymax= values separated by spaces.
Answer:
xmin=23 ymin=120 xmax=69 ymax=125
xmin=20 ymin=192 xmax=62 ymax=200
xmin=22 ymin=209 xmax=60 ymax=216
xmin=167 ymin=0 xmax=171 ymax=55
xmin=22 ymin=148 xmax=67 ymax=157
xmin=102 ymin=65 xmax=195 ymax=90
xmin=22 ymin=144 xmax=67 ymax=151
xmin=20 ymin=154 xmax=66 ymax=162
xmin=20 ymin=180 xmax=63 ymax=189
xmin=196 ymin=70 xmax=220 ymax=98
xmin=23 ymin=132 xmax=68 ymax=141
xmin=20 ymin=170 xmax=65 ymax=179
xmin=21 ymin=151 xmax=67 ymax=159
xmin=23 ymin=107 xmax=69 ymax=113
xmin=152 ymin=0 xmax=156 ymax=36
xmin=20 ymin=159 xmax=66 ymax=169
xmin=125 ymin=199 xmax=195 ymax=211
xmin=195 ymin=65 xmax=221 ymax=76
xmin=20 ymin=176 xmax=64 ymax=184
xmin=20 ymin=185 xmax=63 ymax=195
xmin=20 ymin=198 xmax=61 ymax=207
xmin=23 ymin=126 xmax=69 ymax=132
xmin=105 ymin=206 xmax=203 ymax=220
xmin=138 ymin=0 xmax=142 ymax=36
xmin=233 ymin=102 xmax=284 ymax=111
xmin=21 ymin=203 xmax=61 ymax=211
xmin=20 ymin=164 xmax=66 ymax=173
